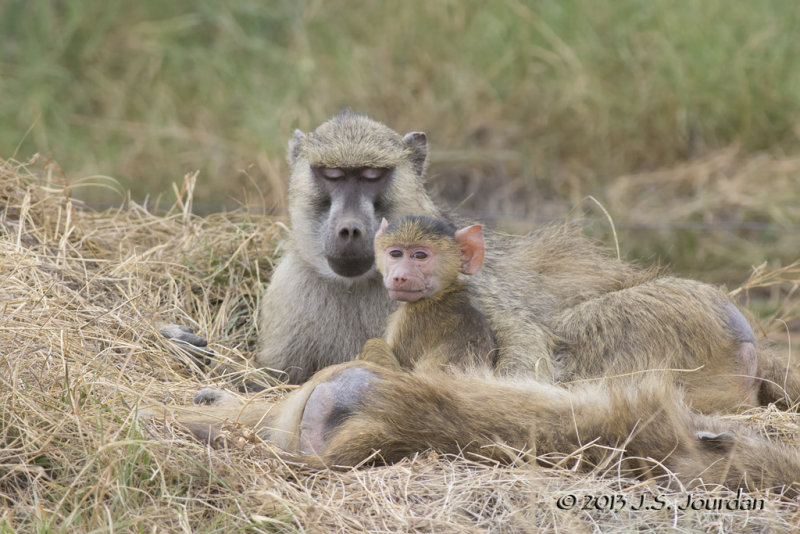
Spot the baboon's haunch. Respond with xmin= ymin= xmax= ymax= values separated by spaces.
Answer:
xmin=155 ymin=111 xmax=800 ymax=497
xmin=357 ymin=215 xmax=495 ymax=372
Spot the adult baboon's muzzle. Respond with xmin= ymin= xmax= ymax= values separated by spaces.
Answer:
xmin=326 ymin=253 xmax=375 ymax=277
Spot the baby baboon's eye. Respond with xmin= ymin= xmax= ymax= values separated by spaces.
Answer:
xmin=321 ymin=167 xmax=345 ymax=179
xmin=361 ymin=168 xmax=385 ymax=180
xmin=389 ymin=249 xmax=403 ymax=258
xmin=411 ymin=251 xmax=428 ymax=260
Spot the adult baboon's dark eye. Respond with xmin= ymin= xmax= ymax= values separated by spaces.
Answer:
xmin=321 ymin=167 xmax=345 ymax=179
xmin=361 ymin=168 xmax=385 ymax=180
xmin=389 ymin=249 xmax=403 ymax=258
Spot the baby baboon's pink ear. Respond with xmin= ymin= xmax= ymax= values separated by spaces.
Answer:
xmin=454 ymin=225 xmax=484 ymax=275
xmin=375 ymin=218 xmax=389 ymax=242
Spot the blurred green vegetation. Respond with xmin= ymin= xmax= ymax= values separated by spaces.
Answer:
xmin=2 ymin=0 xmax=799 ymax=283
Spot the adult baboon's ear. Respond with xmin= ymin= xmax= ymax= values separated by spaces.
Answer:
xmin=402 ymin=131 xmax=428 ymax=178
xmin=454 ymin=225 xmax=485 ymax=275
xmin=287 ymin=130 xmax=306 ymax=166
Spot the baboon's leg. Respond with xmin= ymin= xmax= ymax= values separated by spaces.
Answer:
xmin=313 ymin=368 xmax=669 ymax=470
xmin=685 ymin=301 xmax=758 ymax=410
xmin=139 ymin=389 xmax=278 ymax=449
xmin=551 ymin=278 xmax=759 ymax=412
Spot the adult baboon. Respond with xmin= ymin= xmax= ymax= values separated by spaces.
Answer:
xmin=159 ymin=111 xmax=800 ymax=494
xmin=253 ymin=112 xmax=439 ymax=384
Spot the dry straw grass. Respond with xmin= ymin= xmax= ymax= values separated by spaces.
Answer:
xmin=1 ymin=155 xmax=800 ymax=532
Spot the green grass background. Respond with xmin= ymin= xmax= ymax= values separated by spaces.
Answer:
xmin=2 ymin=0 xmax=799 ymax=282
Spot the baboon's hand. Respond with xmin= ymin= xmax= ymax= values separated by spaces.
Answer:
xmin=160 ymin=323 xmax=208 ymax=347
xmin=158 ymin=323 xmax=214 ymax=367
xmin=193 ymin=387 xmax=236 ymax=406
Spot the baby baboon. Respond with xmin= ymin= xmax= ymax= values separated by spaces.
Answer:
xmin=357 ymin=215 xmax=495 ymax=372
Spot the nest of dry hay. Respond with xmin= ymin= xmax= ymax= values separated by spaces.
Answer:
xmin=1 ymin=156 xmax=799 ymax=532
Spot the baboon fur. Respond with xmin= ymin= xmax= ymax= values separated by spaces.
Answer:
xmin=155 ymin=111 xmax=800 ymax=495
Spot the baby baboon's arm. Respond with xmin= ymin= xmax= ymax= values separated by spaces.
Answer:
xmin=355 ymin=338 xmax=402 ymax=370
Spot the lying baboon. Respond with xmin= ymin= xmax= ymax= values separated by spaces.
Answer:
xmin=356 ymin=215 xmax=495 ymax=372
xmin=172 ymin=360 xmax=800 ymax=495
xmin=156 ymin=111 xmax=800 ymax=495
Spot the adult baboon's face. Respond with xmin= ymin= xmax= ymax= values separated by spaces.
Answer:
xmin=285 ymin=111 xmax=437 ymax=281
xmin=311 ymin=165 xmax=392 ymax=278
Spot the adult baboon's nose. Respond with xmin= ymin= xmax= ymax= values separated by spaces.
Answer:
xmin=337 ymin=220 xmax=364 ymax=243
